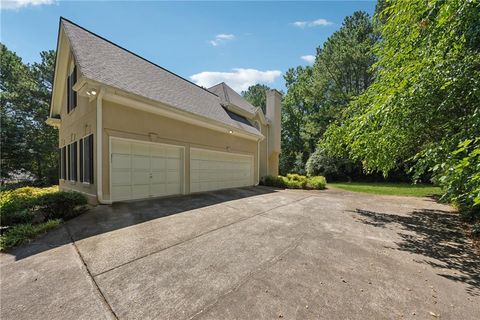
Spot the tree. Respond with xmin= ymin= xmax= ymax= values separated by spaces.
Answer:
xmin=280 ymin=11 xmax=378 ymax=175
xmin=0 ymin=44 xmax=57 ymax=184
xmin=322 ymin=0 xmax=480 ymax=212
xmin=242 ymin=84 xmax=270 ymax=114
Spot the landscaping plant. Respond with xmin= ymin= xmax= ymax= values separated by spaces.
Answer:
xmin=0 ymin=186 xmax=87 ymax=250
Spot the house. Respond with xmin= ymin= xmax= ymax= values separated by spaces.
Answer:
xmin=47 ymin=18 xmax=282 ymax=204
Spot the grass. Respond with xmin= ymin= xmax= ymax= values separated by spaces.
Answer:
xmin=0 ymin=219 xmax=62 ymax=251
xmin=328 ymin=182 xmax=442 ymax=197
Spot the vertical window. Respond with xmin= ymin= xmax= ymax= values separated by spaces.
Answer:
xmin=82 ymin=134 xmax=94 ymax=183
xmin=67 ymin=66 xmax=77 ymax=113
xmin=68 ymin=142 xmax=78 ymax=181
xmin=60 ymin=147 xmax=67 ymax=180
xmin=79 ymin=139 xmax=84 ymax=182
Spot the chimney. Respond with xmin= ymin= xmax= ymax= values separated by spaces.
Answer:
xmin=266 ymin=89 xmax=282 ymax=176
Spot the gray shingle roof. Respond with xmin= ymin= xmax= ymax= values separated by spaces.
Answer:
xmin=60 ymin=18 xmax=260 ymax=137
xmin=208 ymin=82 xmax=257 ymax=115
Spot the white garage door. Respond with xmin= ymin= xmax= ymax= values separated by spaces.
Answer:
xmin=110 ymin=138 xmax=183 ymax=201
xmin=190 ymin=148 xmax=254 ymax=193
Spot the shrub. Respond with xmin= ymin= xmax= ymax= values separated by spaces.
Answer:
xmin=262 ymin=175 xmax=286 ymax=188
xmin=0 ymin=186 xmax=58 ymax=226
xmin=307 ymin=176 xmax=327 ymax=190
xmin=0 ymin=186 xmax=87 ymax=226
xmin=285 ymin=174 xmax=308 ymax=189
xmin=261 ymin=174 xmax=327 ymax=190
xmin=38 ymin=191 xmax=88 ymax=220
xmin=0 ymin=219 xmax=61 ymax=251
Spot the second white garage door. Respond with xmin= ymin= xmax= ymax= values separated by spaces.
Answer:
xmin=110 ymin=138 xmax=183 ymax=201
xmin=190 ymin=148 xmax=254 ymax=193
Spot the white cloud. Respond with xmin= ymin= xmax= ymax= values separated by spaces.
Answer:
xmin=190 ymin=68 xmax=282 ymax=93
xmin=311 ymin=18 xmax=333 ymax=26
xmin=292 ymin=21 xmax=308 ymax=28
xmin=209 ymin=33 xmax=235 ymax=47
xmin=0 ymin=0 xmax=54 ymax=10
xmin=301 ymin=55 xmax=316 ymax=64
xmin=291 ymin=18 xmax=333 ymax=28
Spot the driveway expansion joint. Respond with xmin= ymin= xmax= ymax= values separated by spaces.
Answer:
xmin=64 ymin=224 xmax=119 ymax=320
xmin=92 ymin=195 xmax=313 ymax=277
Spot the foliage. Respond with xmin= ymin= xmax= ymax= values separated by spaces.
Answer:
xmin=0 ymin=186 xmax=59 ymax=225
xmin=0 ymin=219 xmax=61 ymax=251
xmin=329 ymin=182 xmax=442 ymax=198
xmin=306 ymin=148 xmax=359 ymax=181
xmin=0 ymin=186 xmax=87 ymax=226
xmin=261 ymin=174 xmax=326 ymax=190
xmin=241 ymin=84 xmax=271 ymax=114
xmin=38 ymin=191 xmax=88 ymax=220
xmin=321 ymin=0 xmax=480 ymax=214
xmin=280 ymin=11 xmax=377 ymax=174
xmin=306 ymin=176 xmax=327 ymax=189
xmin=0 ymin=44 xmax=58 ymax=184
xmin=472 ymin=223 xmax=480 ymax=237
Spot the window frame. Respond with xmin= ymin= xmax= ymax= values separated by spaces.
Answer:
xmin=67 ymin=65 xmax=77 ymax=114
xmin=80 ymin=134 xmax=94 ymax=184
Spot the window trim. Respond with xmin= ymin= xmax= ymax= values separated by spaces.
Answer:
xmin=67 ymin=65 xmax=77 ymax=114
xmin=81 ymin=134 xmax=94 ymax=185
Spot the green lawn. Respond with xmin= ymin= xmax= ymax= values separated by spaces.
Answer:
xmin=328 ymin=182 xmax=442 ymax=197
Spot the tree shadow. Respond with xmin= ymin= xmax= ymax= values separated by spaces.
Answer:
xmin=354 ymin=208 xmax=480 ymax=296
xmin=2 ymin=186 xmax=279 ymax=263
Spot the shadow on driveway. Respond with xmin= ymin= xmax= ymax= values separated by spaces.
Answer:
xmin=354 ymin=208 xmax=480 ymax=296
xmin=3 ymin=186 xmax=279 ymax=263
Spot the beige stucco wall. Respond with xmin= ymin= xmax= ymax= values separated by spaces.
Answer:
xmin=101 ymin=100 xmax=259 ymax=200
xmin=57 ymin=58 xmax=97 ymax=203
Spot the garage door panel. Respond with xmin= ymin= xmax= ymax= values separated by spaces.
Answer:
xmin=151 ymin=171 xmax=166 ymax=183
xmin=112 ymin=171 xmax=131 ymax=185
xmin=111 ymin=139 xmax=183 ymax=201
xmin=190 ymin=149 xmax=253 ymax=193
xmin=150 ymin=158 xmax=166 ymax=170
xmin=132 ymin=172 xmax=150 ymax=185
xmin=132 ymin=185 xmax=149 ymax=198
xmin=112 ymin=154 xmax=131 ymax=169
xmin=166 ymin=159 xmax=180 ymax=170
xmin=132 ymin=156 xmax=150 ymax=170
xmin=112 ymin=185 xmax=131 ymax=200
xmin=132 ymin=144 xmax=149 ymax=156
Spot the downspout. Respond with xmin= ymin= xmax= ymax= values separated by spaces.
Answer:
xmin=96 ymin=88 xmax=112 ymax=204
xmin=257 ymin=138 xmax=260 ymax=185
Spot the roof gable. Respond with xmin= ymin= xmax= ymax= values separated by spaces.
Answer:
xmin=208 ymin=82 xmax=257 ymax=115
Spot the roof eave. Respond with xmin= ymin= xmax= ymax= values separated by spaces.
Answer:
xmin=89 ymin=80 xmax=263 ymax=141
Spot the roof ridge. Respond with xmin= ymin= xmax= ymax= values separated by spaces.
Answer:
xmin=222 ymin=82 xmax=230 ymax=103
xmin=59 ymin=17 xmax=218 ymax=98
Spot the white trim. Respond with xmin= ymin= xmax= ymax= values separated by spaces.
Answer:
xmin=96 ymin=88 xmax=111 ymax=204
xmin=109 ymin=136 xmax=186 ymax=202
xmin=257 ymin=139 xmax=260 ymax=185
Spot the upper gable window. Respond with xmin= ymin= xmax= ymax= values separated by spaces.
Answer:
xmin=67 ymin=65 xmax=77 ymax=113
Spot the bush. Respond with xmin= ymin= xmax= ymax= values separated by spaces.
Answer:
xmin=307 ymin=176 xmax=327 ymax=189
xmin=38 ymin=191 xmax=88 ymax=220
xmin=0 ymin=186 xmax=58 ymax=226
xmin=0 ymin=219 xmax=61 ymax=251
xmin=0 ymin=186 xmax=87 ymax=226
xmin=261 ymin=174 xmax=327 ymax=190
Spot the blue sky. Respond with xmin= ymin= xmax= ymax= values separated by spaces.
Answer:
xmin=1 ymin=0 xmax=376 ymax=92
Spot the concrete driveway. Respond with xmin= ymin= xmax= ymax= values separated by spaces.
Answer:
xmin=1 ymin=187 xmax=479 ymax=319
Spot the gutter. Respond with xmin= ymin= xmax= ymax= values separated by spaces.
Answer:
xmin=96 ymin=88 xmax=112 ymax=204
